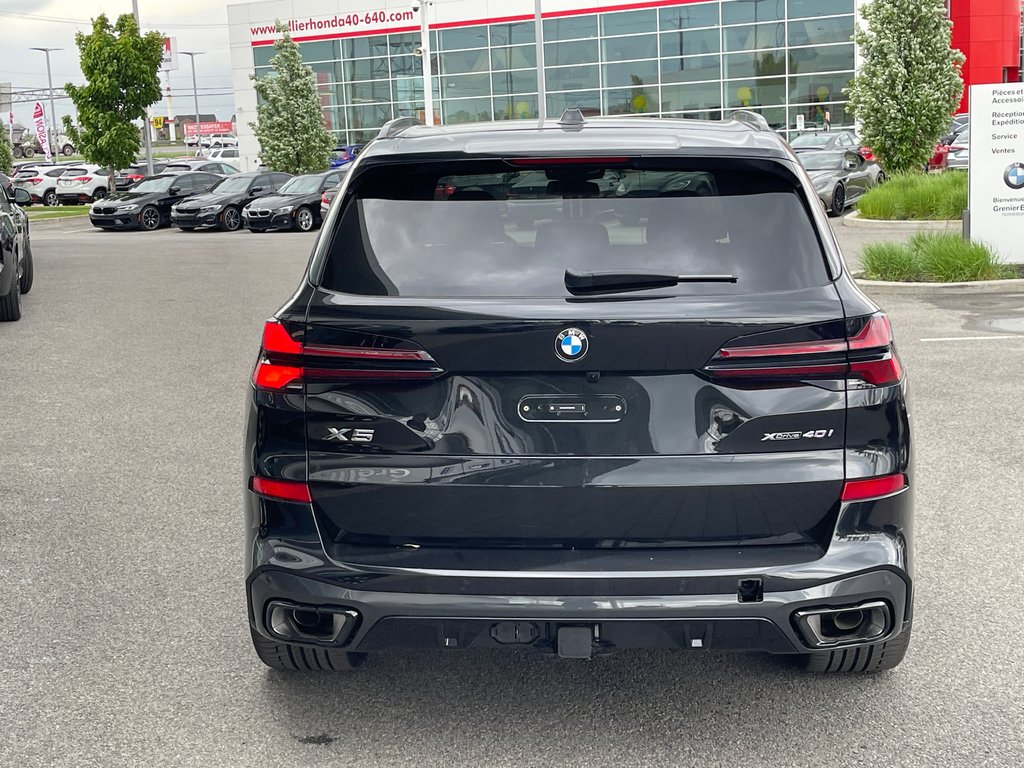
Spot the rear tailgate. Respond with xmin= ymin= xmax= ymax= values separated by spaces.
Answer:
xmin=271 ymin=155 xmax=856 ymax=553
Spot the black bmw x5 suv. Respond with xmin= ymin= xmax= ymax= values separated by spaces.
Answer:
xmin=244 ymin=112 xmax=913 ymax=674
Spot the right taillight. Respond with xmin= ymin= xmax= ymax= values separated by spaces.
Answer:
xmin=252 ymin=319 xmax=443 ymax=391
xmin=704 ymin=313 xmax=903 ymax=387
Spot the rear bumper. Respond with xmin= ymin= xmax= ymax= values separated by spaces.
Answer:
xmin=248 ymin=564 xmax=910 ymax=655
xmin=246 ymin=488 xmax=913 ymax=655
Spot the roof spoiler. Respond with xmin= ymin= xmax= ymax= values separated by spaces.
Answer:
xmin=376 ymin=117 xmax=423 ymax=140
xmin=726 ymin=110 xmax=770 ymax=132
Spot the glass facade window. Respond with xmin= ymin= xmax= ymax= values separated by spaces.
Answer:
xmin=601 ymin=9 xmax=657 ymax=36
xmin=721 ymin=0 xmax=785 ymax=26
xmin=252 ymin=0 xmax=856 ymax=146
xmin=660 ymin=3 xmax=720 ymax=30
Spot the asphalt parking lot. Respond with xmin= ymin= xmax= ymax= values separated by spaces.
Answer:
xmin=2 ymin=221 xmax=1023 ymax=767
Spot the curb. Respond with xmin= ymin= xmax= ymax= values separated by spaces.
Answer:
xmin=843 ymin=211 xmax=961 ymax=231
xmin=27 ymin=215 xmax=90 ymax=231
xmin=854 ymin=275 xmax=1024 ymax=291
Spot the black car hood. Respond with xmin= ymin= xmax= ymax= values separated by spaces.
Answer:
xmin=99 ymin=190 xmax=163 ymax=205
xmin=177 ymin=191 xmax=242 ymax=208
xmin=244 ymin=191 xmax=319 ymax=209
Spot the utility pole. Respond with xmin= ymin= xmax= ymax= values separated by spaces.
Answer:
xmin=181 ymin=52 xmax=203 ymax=151
xmin=416 ymin=0 xmax=434 ymax=125
xmin=535 ymin=0 xmax=546 ymax=121
xmin=29 ymin=47 xmax=62 ymax=150
xmin=131 ymin=0 xmax=155 ymax=175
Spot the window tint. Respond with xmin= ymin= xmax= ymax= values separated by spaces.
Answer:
xmin=172 ymin=176 xmax=196 ymax=193
xmin=321 ymin=160 xmax=828 ymax=298
xmin=47 ymin=168 xmax=66 ymax=177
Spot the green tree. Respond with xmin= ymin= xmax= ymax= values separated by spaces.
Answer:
xmin=0 ymin=132 xmax=12 ymax=176
xmin=63 ymin=14 xmax=164 ymax=190
xmin=250 ymin=23 xmax=335 ymax=174
xmin=846 ymin=0 xmax=964 ymax=174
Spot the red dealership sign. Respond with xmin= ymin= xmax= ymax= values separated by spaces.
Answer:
xmin=183 ymin=121 xmax=235 ymax=136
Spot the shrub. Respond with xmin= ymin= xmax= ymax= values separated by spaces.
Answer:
xmin=856 ymin=172 xmax=967 ymax=221
xmin=862 ymin=242 xmax=922 ymax=281
xmin=861 ymin=233 xmax=1012 ymax=282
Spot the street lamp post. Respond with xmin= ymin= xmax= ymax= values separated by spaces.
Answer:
xmin=131 ymin=0 xmax=155 ymax=175
xmin=29 ymin=47 xmax=62 ymax=154
xmin=180 ymin=52 xmax=204 ymax=152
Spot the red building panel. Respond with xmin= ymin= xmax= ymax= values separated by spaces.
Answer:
xmin=950 ymin=0 xmax=1022 ymax=113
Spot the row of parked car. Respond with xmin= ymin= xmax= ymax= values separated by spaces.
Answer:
xmin=89 ymin=165 xmax=349 ymax=233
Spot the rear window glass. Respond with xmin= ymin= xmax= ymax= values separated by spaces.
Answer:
xmin=320 ymin=159 xmax=828 ymax=298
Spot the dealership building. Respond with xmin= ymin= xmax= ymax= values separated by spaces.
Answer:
xmin=225 ymin=0 xmax=1022 ymax=169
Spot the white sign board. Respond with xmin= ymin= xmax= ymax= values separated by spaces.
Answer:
xmin=161 ymin=37 xmax=178 ymax=71
xmin=968 ymin=84 xmax=1024 ymax=264
xmin=795 ymin=114 xmax=805 ymax=132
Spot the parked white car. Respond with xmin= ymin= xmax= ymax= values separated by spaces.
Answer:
xmin=207 ymin=147 xmax=239 ymax=162
xmin=12 ymin=163 xmax=72 ymax=206
xmin=56 ymin=164 xmax=110 ymax=204
xmin=200 ymin=133 xmax=238 ymax=149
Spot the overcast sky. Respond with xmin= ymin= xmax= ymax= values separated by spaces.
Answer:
xmin=1 ymin=0 xmax=236 ymax=128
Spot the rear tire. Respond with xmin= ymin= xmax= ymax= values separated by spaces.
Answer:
xmin=249 ymin=626 xmax=366 ymax=672
xmin=43 ymin=189 xmax=58 ymax=207
xmin=0 ymin=262 xmax=23 ymax=322
xmin=803 ymin=625 xmax=911 ymax=673
xmin=19 ymin=241 xmax=34 ymax=295
xmin=92 ymin=187 xmax=107 ymax=202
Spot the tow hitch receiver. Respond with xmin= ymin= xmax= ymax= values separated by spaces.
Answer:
xmin=557 ymin=626 xmax=596 ymax=659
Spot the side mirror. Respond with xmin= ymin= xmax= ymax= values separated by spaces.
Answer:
xmin=168 ymin=186 xmax=181 ymax=195
xmin=13 ymin=187 xmax=31 ymax=205
xmin=250 ymin=186 xmax=264 ymax=194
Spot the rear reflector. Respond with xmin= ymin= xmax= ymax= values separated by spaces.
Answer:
xmin=841 ymin=474 xmax=906 ymax=501
xmin=253 ymin=319 xmax=443 ymax=390
xmin=251 ymin=476 xmax=312 ymax=503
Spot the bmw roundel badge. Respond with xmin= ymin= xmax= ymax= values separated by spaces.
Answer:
xmin=1004 ymin=162 xmax=1024 ymax=190
xmin=555 ymin=327 xmax=589 ymax=362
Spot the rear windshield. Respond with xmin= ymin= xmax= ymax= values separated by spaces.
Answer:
xmin=320 ymin=159 xmax=829 ymax=298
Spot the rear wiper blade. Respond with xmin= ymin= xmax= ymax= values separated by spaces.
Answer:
xmin=564 ymin=269 xmax=737 ymax=296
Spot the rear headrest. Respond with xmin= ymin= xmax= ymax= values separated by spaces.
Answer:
xmin=546 ymin=180 xmax=600 ymax=198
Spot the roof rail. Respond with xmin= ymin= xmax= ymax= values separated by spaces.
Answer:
xmin=376 ymin=117 xmax=423 ymax=140
xmin=726 ymin=110 xmax=770 ymax=132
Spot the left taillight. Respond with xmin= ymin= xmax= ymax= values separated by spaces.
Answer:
xmin=252 ymin=319 xmax=444 ymax=391
xmin=704 ymin=313 xmax=903 ymax=387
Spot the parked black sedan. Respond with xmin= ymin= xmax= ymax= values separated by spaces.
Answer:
xmin=242 ymin=169 xmax=347 ymax=232
xmin=170 ymin=171 xmax=292 ymax=232
xmin=89 ymin=172 xmax=222 ymax=231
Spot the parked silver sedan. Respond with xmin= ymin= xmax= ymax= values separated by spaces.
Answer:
xmin=946 ymin=128 xmax=970 ymax=170
xmin=798 ymin=150 xmax=885 ymax=216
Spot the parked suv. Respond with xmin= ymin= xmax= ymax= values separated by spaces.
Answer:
xmin=12 ymin=163 xmax=70 ymax=206
xmin=244 ymin=113 xmax=913 ymax=674
xmin=56 ymin=164 xmax=109 ymax=204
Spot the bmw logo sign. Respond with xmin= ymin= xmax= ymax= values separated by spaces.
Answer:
xmin=1004 ymin=163 xmax=1024 ymax=190
xmin=555 ymin=327 xmax=589 ymax=362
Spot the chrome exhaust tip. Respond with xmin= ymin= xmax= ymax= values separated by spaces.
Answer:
xmin=266 ymin=601 xmax=360 ymax=646
xmin=793 ymin=601 xmax=891 ymax=648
